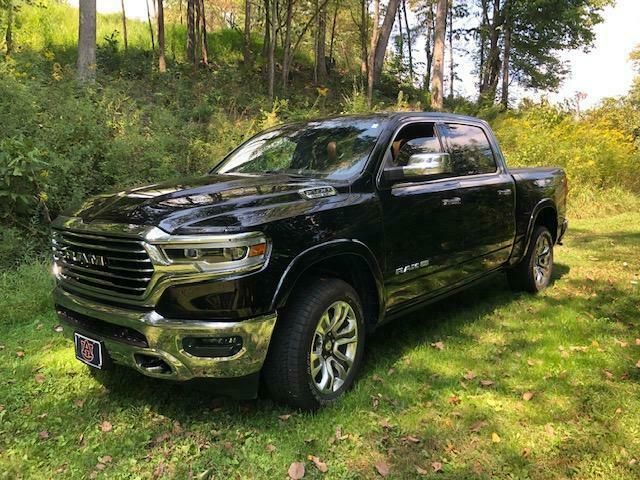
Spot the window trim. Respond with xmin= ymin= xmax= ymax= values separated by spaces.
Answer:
xmin=376 ymin=119 xmax=504 ymax=190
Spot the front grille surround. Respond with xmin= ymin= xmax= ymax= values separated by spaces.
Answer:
xmin=52 ymin=229 xmax=155 ymax=300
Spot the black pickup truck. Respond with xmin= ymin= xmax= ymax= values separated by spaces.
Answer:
xmin=52 ymin=112 xmax=568 ymax=409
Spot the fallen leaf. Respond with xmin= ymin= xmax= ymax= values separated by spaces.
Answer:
xmin=448 ymin=395 xmax=461 ymax=405
xmin=372 ymin=374 xmax=384 ymax=383
xmin=404 ymin=435 xmax=421 ymax=444
xmin=431 ymin=461 xmax=443 ymax=472
xmin=522 ymin=391 xmax=534 ymax=401
xmin=636 ymin=360 xmax=640 ymax=369
xmin=153 ymin=432 xmax=171 ymax=445
xmin=222 ymin=441 xmax=233 ymax=451
xmin=635 ymin=338 xmax=640 ymax=346
xmin=387 ymin=368 xmax=396 ymax=375
xmin=278 ymin=414 xmax=293 ymax=421
xmin=308 ymin=455 xmax=328 ymax=473
xmin=53 ymin=325 xmax=63 ymax=333
xmin=431 ymin=341 xmax=444 ymax=351
xmin=99 ymin=455 xmax=112 ymax=464
xmin=95 ymin=463 xmax=106 ymax=471
xmin=379 ymin=418 xmax=392 ymax=429
xmin=615 ymin=339 xmax=629 ymax=348
xmin=265 ymin=444 xmax=276 ymax=453
xmin=0 ymin=405 xmax=4 ymax=412
xmin=39 ymin=430 xmax=50 ymax=440
xmin=73 ymin=399 xmax=85 ymax=408
xmin=561 ymin=351 xmax=570 ymax=358
xmin=603 ymin=369 xmax=614 ymax=379
xmin=615 ymin=407 xmax=623 ymax=414
xmin=480 ymin=380 xmax=495 ymax=387
xmin=35 ymin=373 xmax=45 ymax=384
xmin=463 ymin=371 xmax=476 ymax=381
xmin=288 ymin=461 xmax=305 ymax=479
xmin=416 ymin=465 xmax=429 ymax=475
xmin=527 ymin=359 xmax=536 ymax=366
xmin=375 ymin=460 xmax=390 ymax=477
xmin=335 ymin=426 xmax=349 ymax=441
xmin=491 ymin=432 xmax=501 ymax=443
xmin=100 ymin=421 xmax=112 ymax=433
xmin=522 ymin=447 xmax=531 ymax=457
xmin=544 ymin=424 xmax=555 ymax=436
xmin=16 ymin=351 xmax=25 ymax=358
xmin=78 ymin=433 xmax=85 ymax=446
xmin=470 ymin=421 xmax=487 ymax=433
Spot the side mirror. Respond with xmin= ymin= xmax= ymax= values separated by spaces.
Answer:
xmin=383 ymin=152 xmax=452 ymax=184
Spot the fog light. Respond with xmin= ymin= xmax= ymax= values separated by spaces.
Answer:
xmin=182 ymin=336 xmax=243 ymax=358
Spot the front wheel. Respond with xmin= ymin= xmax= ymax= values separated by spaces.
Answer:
xmin=507 ymin=225 xmax=554 ymax=293
xmin=262 ymin=277 xmax=366 ymax=410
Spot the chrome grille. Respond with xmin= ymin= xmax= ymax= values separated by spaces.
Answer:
xmin=52 ymin=229 xmax=154 ymax=299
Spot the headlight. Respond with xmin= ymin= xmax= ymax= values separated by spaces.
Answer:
xmin=145 ymin=229 xmax=270 ymax=274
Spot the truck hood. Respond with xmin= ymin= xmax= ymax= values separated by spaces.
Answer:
xmin=67 ymin=173 xmax=350 ymax=234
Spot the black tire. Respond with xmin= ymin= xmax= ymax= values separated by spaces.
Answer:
xmin=507 ymin=225 xmax=554 ymax=293
xmin=262 ymin=277 xmax=366 ymax=410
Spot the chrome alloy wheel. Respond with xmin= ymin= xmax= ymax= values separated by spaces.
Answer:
xmin=533 ymin=233 xmax=553 ymax=287
xmin=309 ymin=301 xmax=359 ymax=394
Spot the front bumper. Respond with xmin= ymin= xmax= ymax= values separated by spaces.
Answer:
xmin=54 ymin=287 xmax=277 ymax=381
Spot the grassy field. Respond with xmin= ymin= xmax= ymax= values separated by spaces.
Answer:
xmin=1 ymin=212 xmax=639 ymax=479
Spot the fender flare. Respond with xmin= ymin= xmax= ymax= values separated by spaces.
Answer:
xmin=523 ymin=198 xmax=557 ymax=254
xmin=269 ymin=239 xmax=386 ymax=321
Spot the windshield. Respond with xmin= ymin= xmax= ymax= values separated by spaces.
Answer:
xmin=213 ymin=118 xmax=385 ymax=180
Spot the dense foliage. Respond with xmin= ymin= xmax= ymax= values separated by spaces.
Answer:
xmin=0 ymin=1 xmax=639 ymax=269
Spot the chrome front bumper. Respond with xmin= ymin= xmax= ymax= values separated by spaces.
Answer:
xmin=54 ymin=287 xmax=277 ymax=380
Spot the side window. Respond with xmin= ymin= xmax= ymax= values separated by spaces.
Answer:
xmin=441 ymin=123 xmax=497 ymax=176
xmin=387 ymin=123 xmax=442 ymax=168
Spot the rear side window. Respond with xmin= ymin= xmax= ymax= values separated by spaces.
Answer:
xmin=441 ymin=123 xmax=497 ymax=176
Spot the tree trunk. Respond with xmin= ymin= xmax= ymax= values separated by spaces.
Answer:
xmin=500 ymin=0 xmax=511 ymax=108
xmin=402 ymin=0 xmax=413 ymax=81
xmin=367 ymin=0 xmax=380 ymax=104
xmin=430 ymin=0 xmax=447 ymax=110
xmin=314 ymin=0 xmax=328 ymax=85
xmin=397 ymin=6 xmax=403 ymax=68
xmin=448 ymin=0 xmax=453 ymax=98
xmin=146 ymin=0 xmax=156 ymax=49
xmin=368 ymin=0 xmax=401 ymax=105
xmin=187 ymin=0 xmax=196 ymax=64
xmin=267 ymin=0 xmax=276 ymax=101
xmin=157 ymin=0 xmax=166 ymax=72
xmin=281 ymin=0 xmax=293 ymax=91
xmin=243 ymin=0 xmax=252 ymax=68
xmin=262 ymin=0 xmax=270 ymax=58
xmin=77 ymin=0 xmax=96 ymax=83
xmin=359 ymin=0 xmax=368 ymax=78
xmin=5 ymin=0 xmax=13 ymax=56
xmin=479 ymin=0 xmax=503 ymax=103
xmin=120 ymin=0 xmax=128 ymax=51
xmin=329 ymin=1 xmax=339 ymax=67
xmin=199 ymin=0 xmax=209 ymax=65
xmin=424 ymin=1 xmax=434 ymax=92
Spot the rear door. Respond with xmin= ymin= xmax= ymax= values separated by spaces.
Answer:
xmin=438 ymin=122 xmax=516 ymax=272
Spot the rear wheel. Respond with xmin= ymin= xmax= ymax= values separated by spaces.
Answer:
xmin=507 ymin=225 xmax=554 ymax=293
xmin=263 ymin=277 xmax=365 ymax=410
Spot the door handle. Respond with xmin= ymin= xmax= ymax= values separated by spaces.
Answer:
xmin=442 ymin=197 xmax=462 ymax=206
xmin=497 ymin=189 xmax=512 ymax=196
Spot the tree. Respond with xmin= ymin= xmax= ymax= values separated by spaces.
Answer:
xmin=157 ymin=0 xmax=166 ymax=72
xmin=120 ymin=0 xmax=128 ymax=51
xmin=430 ymin=0 xmax=447 ymax=110
xmin=314 ymin=0 xmax=328 ymax=84
xmin=77 ymin=0 xmax=96 ymax=83
xmin=368 ymin=0 xmax=401 ymax=105
xmin=146 ymin=0 xmax=155 ymax=49
xmin=186 ymin=0 xmax=195 ymax=64
xmin=266 ymin=0 xmax=276 ymax=100
xmin=243 ymin=0 xmax=251 ymax=68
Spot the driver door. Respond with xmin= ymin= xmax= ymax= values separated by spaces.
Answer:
xmin=379 ymin=121 xmax=475 ymax=311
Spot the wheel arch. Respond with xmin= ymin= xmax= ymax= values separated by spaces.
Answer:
xmin=524 ymin=199 xmax=558 ymax=253
xmin=270 ymin=240 xmax=385 ymax=331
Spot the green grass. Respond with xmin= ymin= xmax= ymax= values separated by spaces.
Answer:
xmin=1 ymin=212 xmax=639 ymax=479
